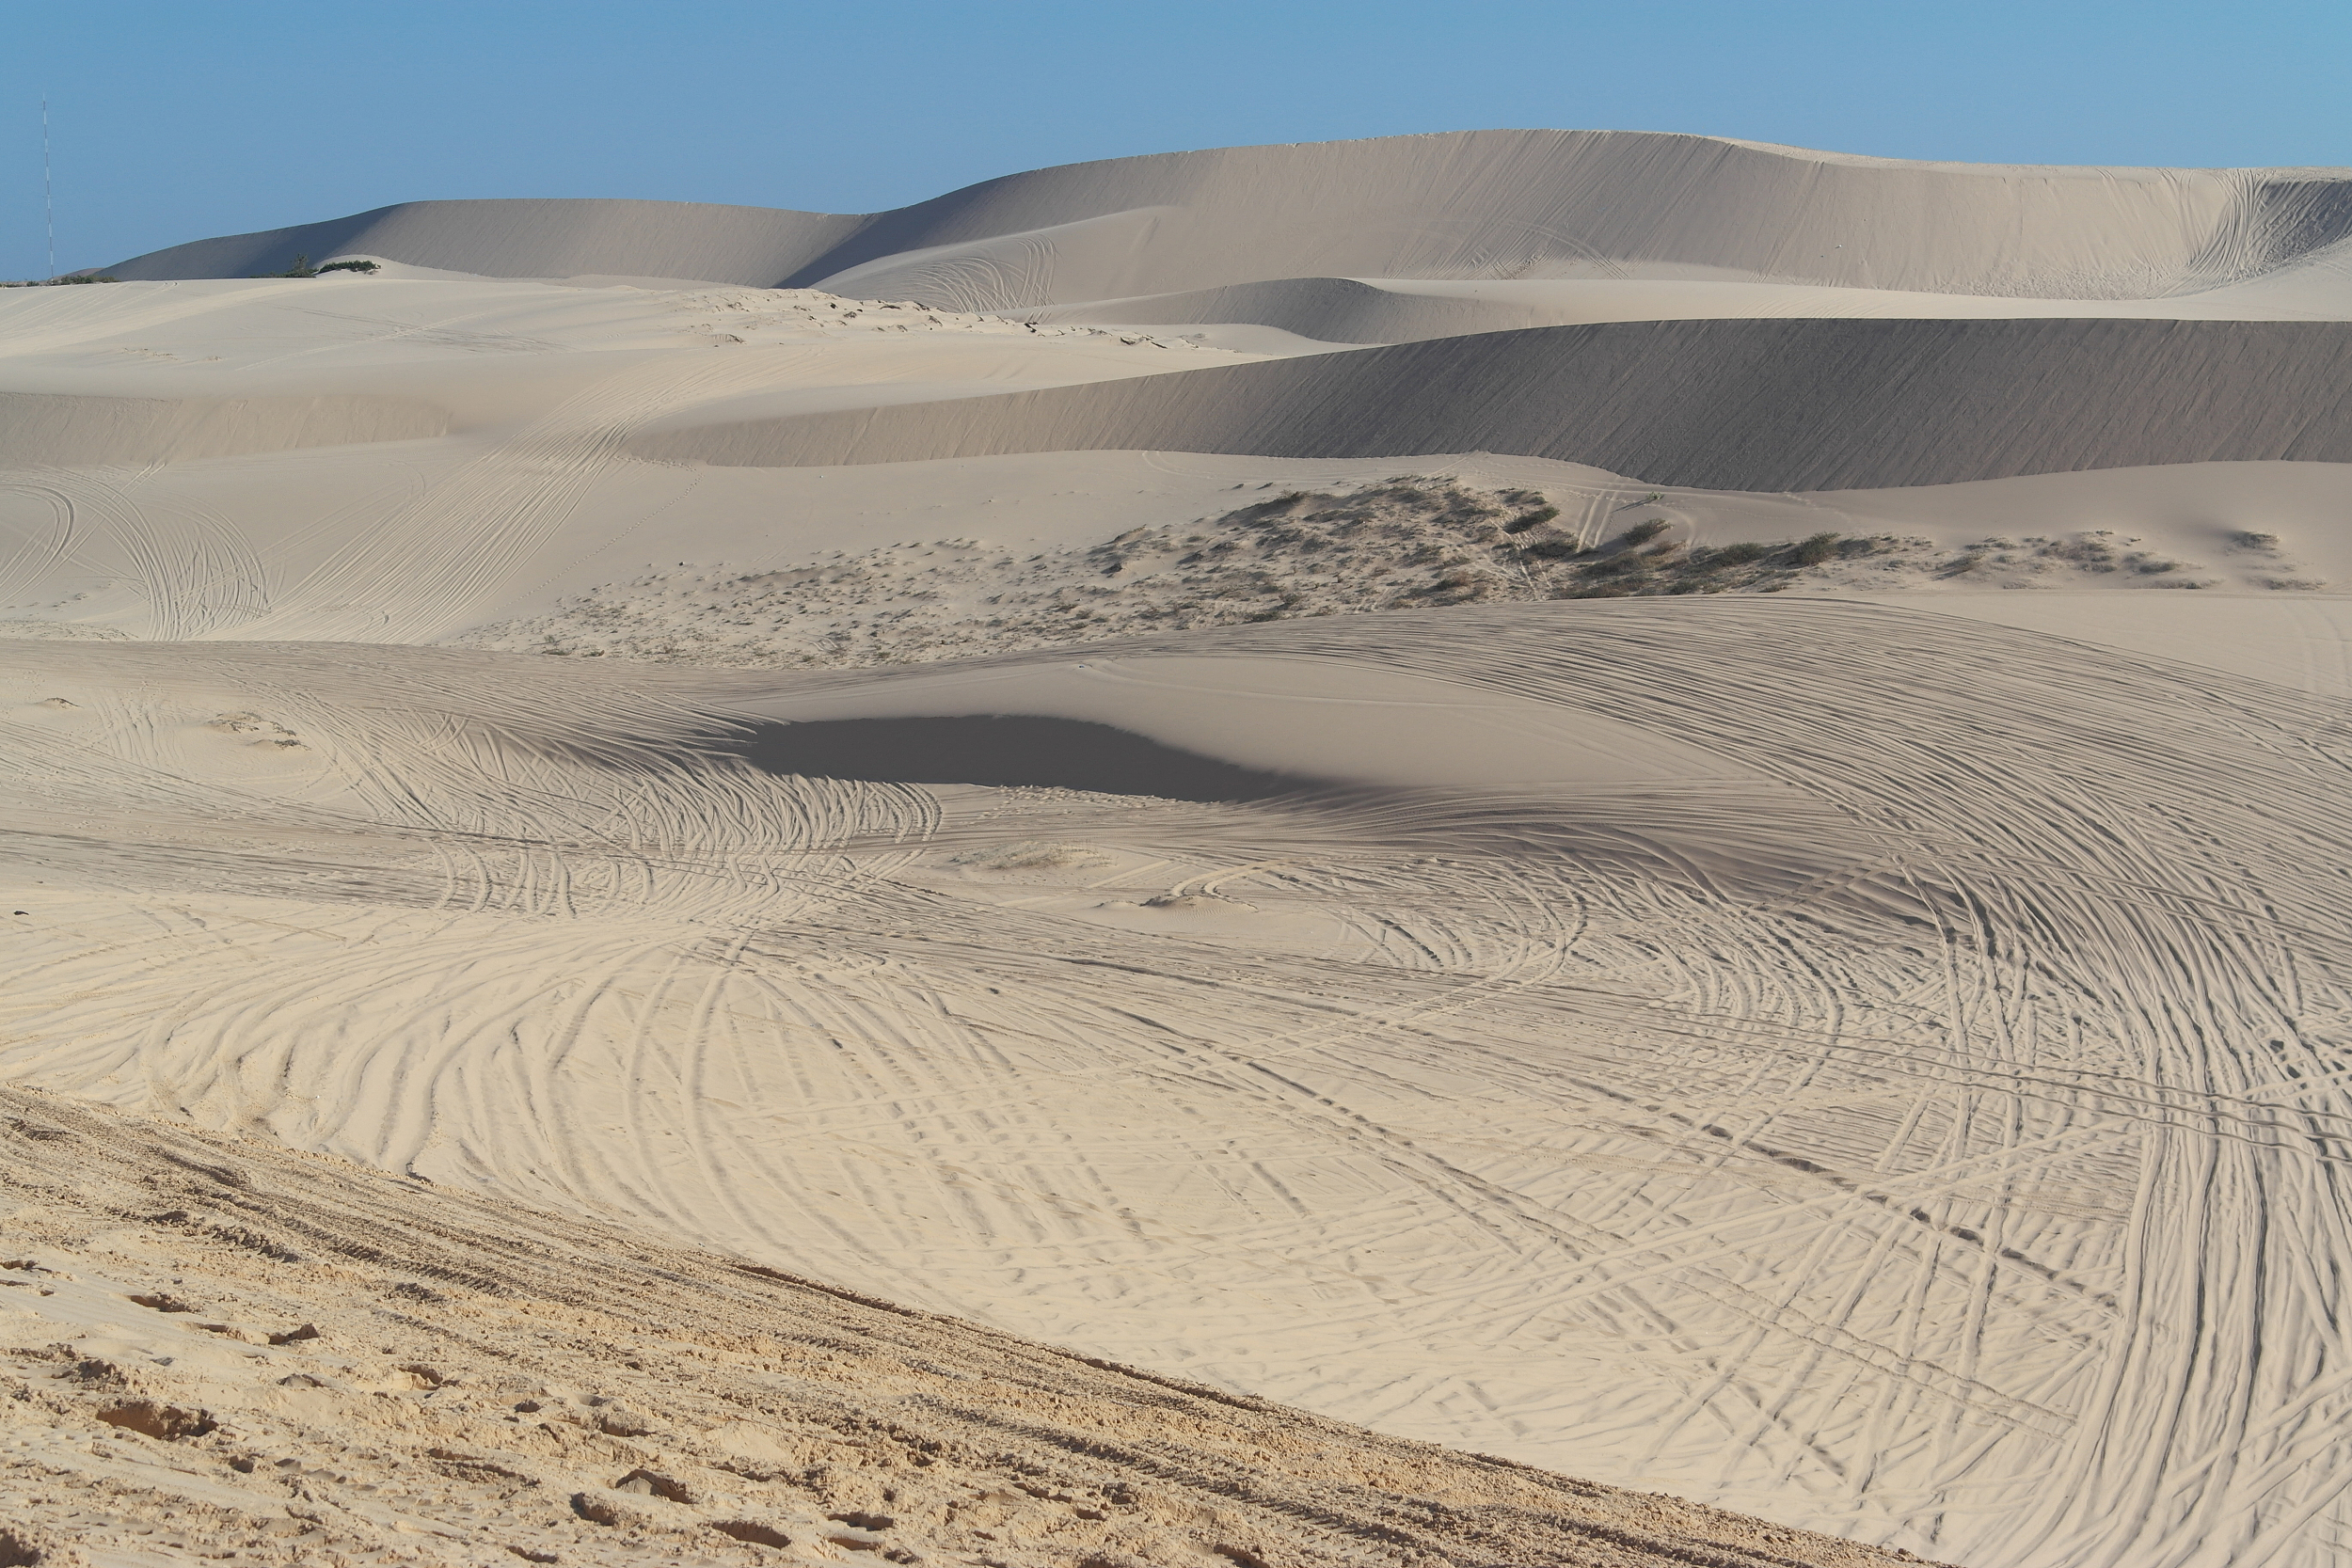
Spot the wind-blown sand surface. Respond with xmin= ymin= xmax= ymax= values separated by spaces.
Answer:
xmin=104 ymin=131 xmax=2352 ymax=305
xmin=4 ymin=1081 xmax=1938 ymax=1568
xmin=10 ymin=130 xmax=2352 ymax=1567
xmin=618 ymin=318 xmax=2352 ymax=487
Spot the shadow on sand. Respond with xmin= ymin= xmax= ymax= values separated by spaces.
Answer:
xmin=733 ymin=715 xmax=1311 ymax=802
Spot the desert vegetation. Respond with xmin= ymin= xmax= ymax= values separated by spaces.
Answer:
xmin=463 ymin=478 xmax=2276 ymax=670
xmin=241 ymin=256 xmax=381 ymax=278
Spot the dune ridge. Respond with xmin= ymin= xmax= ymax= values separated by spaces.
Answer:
xmin=102 ymin=198 xmax=866 ymax=293
xmin=0 ymin=388 xmax=450 ymax=467
xmin=109 ymin=131 xmax=2352 ymax=308
xmin=627 ymin=316 xmax=2352 ymax=489
xmin=1030 ymin=268 xmax=2352 ymax=345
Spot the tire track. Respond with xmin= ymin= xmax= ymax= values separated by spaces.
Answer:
xmin=8 ymin=609 xmax=2352 ymax=1564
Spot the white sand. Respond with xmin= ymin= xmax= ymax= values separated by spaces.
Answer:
xmin=10 ymin=131 xmax=2352 ymax=1568
xmin=5 ymin=1082 xmax=1942 ymax=1568
xmin=109 ymin=131 xmax=2352 ymax=311
xmin=1036 ymin=271 xmax=2352 ymax=346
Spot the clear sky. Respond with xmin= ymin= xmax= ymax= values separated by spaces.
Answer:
xmin=5 ymin=0 xmax=2347 ymax=278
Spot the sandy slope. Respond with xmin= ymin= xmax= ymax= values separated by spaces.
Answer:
xmin=10 ymin=605 xmax=2352 ymax=1568
xmin=12 ymin=130 xmax=2352 ymax=1568
xmin=6 ymin=273 xmax=2350 ymax=657
xmin=2 ymin=1085 xmax=1942 ymax=1568
xmin=0 ymin=276 xmax=1232 ymax=456
xmin=1034 ymin=270 xmax=2352 ymax=344
xmin=621 ymin=317 xmax=2352 ymax=487
xmin=105 ymin=132 xmax=2352 ymax=309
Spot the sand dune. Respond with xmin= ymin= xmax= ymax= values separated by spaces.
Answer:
xmin=3 ymin=1084 xmax=1933 ymax=1568
xmin=17 ymin=127 xmax=2352 ymax=1568
xmin=111 ymin=131 xmax=2352 ymax=309
xmin=25 ymin=294 xmax=2348 ymax=492
xmin=0 ymin=388 xmax=448 ymax=466
xmin=628 ymin=317 xmax=2352 ymax=489
xmin=103 ymin=198 xmax=866 ymax=292
xmin=10 ymin=604 xmax=2352 ymax=1566
xmin=7 ymin=410 xmax=2347 ymax=650
xmin=0 ymin=276 xmax=1235 ymax=465
xmin=1036 ymin=267 xmax=2352 ymax=345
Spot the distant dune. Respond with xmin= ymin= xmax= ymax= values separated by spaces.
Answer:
xmin=1029 ymin=266 xmax=2352 ymax=344
xmin=628 ymin=316 xmax=2352 ymax=489
xmin=110 ymin=129 xmax=2352 ymax=307
xmin=103 ymin=197 xmax=866 ymax=290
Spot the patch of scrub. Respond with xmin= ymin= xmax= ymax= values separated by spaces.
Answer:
xmin=0 ymin=619 xmax=131 ymax=640
xmin=454 ymin=478 xmax=2314 ymax=671
xmin=946 ymin=840 xmax=1118 ymax=873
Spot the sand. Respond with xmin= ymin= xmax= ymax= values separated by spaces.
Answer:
xmin=8 ymin=611 xmax=2352 ymax=1568
xmin=5 ymin=1082 xmax=1942 ymax=1568
xmin=107 ymin=131 xmax=2352 ymax=307
xmin=622 ymin=318 xmax=2352 ymax=487
xmin=1032 ymin=269 xmax=2352 ymax=345
xmin=10 ymin=129 xmax=2352 ymax=1568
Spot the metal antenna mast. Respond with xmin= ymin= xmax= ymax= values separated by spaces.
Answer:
xmin=41 ymin=97 xmax=56 ymax=279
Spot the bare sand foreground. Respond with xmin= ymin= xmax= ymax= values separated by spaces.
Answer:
xmin=8 ymin=131 xmax=2352 ymax=1567
xmin=0 ymin=1079 xmax=1943 ymax=1568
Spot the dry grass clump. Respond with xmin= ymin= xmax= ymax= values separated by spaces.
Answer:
xmin=1542 ymin=524 xmax=1895 ymax=597
xmin=1935 ymin=531 xmax=2217 ymax=586
xmin=1086 ymin=477 xmax=1561 ymax=614
xmin=457 ymin=477 xmax=1579 ymax=668
xmin=454 ymin=481 xmax=2300 ymax=672
xmin=946 ymin=840 xmax=1115 ymax=871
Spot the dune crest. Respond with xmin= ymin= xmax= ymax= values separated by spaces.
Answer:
xmin=624 ymin=316 xmax=2352 ymax=486
xmin=111 ymin=130 xmax=2352 ymax=308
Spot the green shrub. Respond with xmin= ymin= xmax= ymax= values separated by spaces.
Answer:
xmin=1705 ymin=542 xmax=1771 ymax=567
xmin=318 ymin=259 xmax=380 ymax=274
xmin=1521 ymin=538 xmax=1581 ymax=561
xmin=1502 ymin=506 xmax=1560 ymax=534
xmin=1790 ymin=531 xmax=1841 ymax=566
xmin=1619 ymin=518 xmax=1670 ymax=546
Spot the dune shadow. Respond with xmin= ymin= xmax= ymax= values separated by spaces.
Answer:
xmin=733 ymin=715 xmax=1312 ymax=801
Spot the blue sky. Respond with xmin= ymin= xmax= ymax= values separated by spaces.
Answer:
xmin=5 ymin=0 xmax=2347 ymax=277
